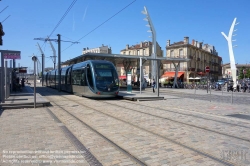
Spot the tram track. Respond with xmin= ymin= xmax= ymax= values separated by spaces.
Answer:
xmin=57 ymin=96 xmax=237 ymax=166
xmin=37 ymin=87 xmax=247 ymax=165
xmin=158 ymin=89 xmax=250 ymax=105
xmin=142 ymin=90 xmax=250 ymax=126
xmin=41 ymin=93 xmax=146 ymax=166
xmin=100 ymin=100 xmax=250 ymax=143
xmin=120 ymin=99 xmax=250 ymax=128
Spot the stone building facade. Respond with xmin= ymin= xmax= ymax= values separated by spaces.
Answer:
xmin=119 ymin=41 xmax=163 ymax=81
xmin=82 ymin=44 xmax=112 ymax=54
xmin=165 ymin=37 xmax=222 ymax=82
xmin=222 ymin=63 xmax=250 ymax=79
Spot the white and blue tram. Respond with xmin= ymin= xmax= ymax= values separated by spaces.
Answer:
xmin=44 ymin=60 xmax=119 ymax=98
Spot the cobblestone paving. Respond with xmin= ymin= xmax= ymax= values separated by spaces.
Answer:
xmin=102 ymin=99 xmax=250 ymax=165
xmin=46 ymin=95 xmax=139 ymax=166
xmin=0 ymin=108 xmax=89 ymax=166
xmin=49 ymin=94 xmax=227 ymax=166
xmin=3 ymin=83 xmax=250 ymax=166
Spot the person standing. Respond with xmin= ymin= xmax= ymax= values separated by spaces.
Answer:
xmin=152 ymin=79 xmax=156 ymax=93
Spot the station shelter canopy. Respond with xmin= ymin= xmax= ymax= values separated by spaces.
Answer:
xmin=62 ymin=53 xmax=190 ymax=68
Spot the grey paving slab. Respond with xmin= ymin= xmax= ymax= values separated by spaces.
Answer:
xmin=0 ymin=108 xmax=88 ymax=166
xmin=3 ymin=83 xmax=249 ymax=165
xmin=0 ymin=84 xmax=50 ymax=109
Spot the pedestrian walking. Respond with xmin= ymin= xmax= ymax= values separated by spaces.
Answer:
xmin=152 ymin=79 xmax=156 ymax=93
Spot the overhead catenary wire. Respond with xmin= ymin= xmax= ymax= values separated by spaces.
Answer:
xmin=62 ymin=0 xmax=136 ymax=52
xmin=48 ymin=0 xmax=77 ymax=39
xmin=0 ymin=6 xmax=8 ymax=14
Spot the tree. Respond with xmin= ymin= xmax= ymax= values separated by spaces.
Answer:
xmin=238 ymin=67 xmax=250 ymax=79
xmin=238 ymin=67 xmax=245 ymax=79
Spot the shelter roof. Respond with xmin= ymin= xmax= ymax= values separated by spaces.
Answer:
xmin=61 ymin=53 xmax=190 ymax=67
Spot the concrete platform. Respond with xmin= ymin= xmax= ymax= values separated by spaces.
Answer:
xmin=118 ymin=91 xmax=165 ymax=101
xmin=0 ymin=84 xmax=50 ymax=109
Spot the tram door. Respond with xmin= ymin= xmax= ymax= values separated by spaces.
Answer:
xmin=86 ymin=64 xmax=94 ymax=91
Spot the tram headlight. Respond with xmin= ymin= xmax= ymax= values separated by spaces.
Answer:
xmin=115 ymin=78 xmax=119 ymax=86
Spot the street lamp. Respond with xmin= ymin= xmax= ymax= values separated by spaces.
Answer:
xmin=142 ymin=6 xmax=157 ymax=81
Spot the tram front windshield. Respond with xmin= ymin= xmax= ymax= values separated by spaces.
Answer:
xmin=93 ymin=63 xmax=119 ymax=92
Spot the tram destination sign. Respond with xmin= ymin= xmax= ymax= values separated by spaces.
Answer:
xmin=1 ymin=50 xmax=21 ymax=59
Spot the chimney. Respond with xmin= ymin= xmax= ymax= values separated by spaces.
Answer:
xmin=184 ymin=37 xmax=189 ymax=44
xmin=199 ymin=42 xmax=203 ymax=49
xmin=196 ymin=41 xmax=198 ymax=47
xmin=167 ymin=40 xmax=170 ymax=46
xmin=140 ymin=42 xmax=143 ymax=47
xmin=192 ymin=39 xmax=195 ymax=45
xmin=83 ymin=48 xmax=86 ymax=51
xmin=126 ymin=44 xmax=129 ymax=50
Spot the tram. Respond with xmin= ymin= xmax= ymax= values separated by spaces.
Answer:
xmin=44 ymin=60 xmax=119 ymax=98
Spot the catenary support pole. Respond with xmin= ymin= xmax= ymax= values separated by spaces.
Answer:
xmin=157 ymin=60 xmax=159 ymax=97
xmin=57 ymin=34 xmax=61 ymax=92
xmin=140 ymin=57 xmax=142 ymax=94
xmin=42 ymin=53 xmax=44 ymax=86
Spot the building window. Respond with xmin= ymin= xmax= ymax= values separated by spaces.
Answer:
xmin=137 ymin=50 xmax=140 ymax=56
xmin=129 ymin=51 xmax=130 ymax=55
xmin=179 ymin=49 xmax=183 ymax=58
xmin=170 ymin=50 xmax=174 ymax=58
xmin=143 ymin=49 xmax=145 ymax=56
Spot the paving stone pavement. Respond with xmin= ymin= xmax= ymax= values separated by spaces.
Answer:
xmin=48 ymin=94 xmax=229 ymax=166
xmin=46 ymin=97 xmax=139 ymax=166
xmin=1 ymin=83 xmax=250 ymax=166
xmin=0 ymin=108 xmax=89 ymax=166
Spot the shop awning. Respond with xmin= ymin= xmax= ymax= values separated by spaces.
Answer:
xmin=161 ymin=71 xmax=184 ymax=78
xmin=119 ymin=75 xmax=126 ymax=79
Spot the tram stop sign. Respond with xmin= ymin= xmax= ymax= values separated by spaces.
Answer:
xmin=205 ymin=66 xmax=210 ymax=73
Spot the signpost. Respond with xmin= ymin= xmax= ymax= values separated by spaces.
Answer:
xmin=205 ymin=66 xmax=210 ymax=73
xmin=1 ymin=50 xmax=21 ymax=103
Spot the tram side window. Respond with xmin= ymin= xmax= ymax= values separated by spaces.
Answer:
xmin=81 ymin=69 xmax=85 ymax=86
xmin=66 ymin=68 xmax=71 ymax=85
xmin=86 ymin=65 xmax=94 ymax=89
xmin=71 ymin=69 xmax=82 ymax=85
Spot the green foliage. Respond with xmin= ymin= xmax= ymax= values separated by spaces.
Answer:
xmin=238 ymin=67 xmax=250 ymax=79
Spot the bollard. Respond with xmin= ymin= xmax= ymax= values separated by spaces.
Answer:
xmin=231 ymin=89 xmax=233 ymax=104
xmin=210 ymin=85 xmax=211 ymax=102
xmin=194 ymin=85 xmax=196 ymax=100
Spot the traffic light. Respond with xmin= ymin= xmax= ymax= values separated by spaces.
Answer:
xmin=0 ymin=22 xmax=4 ymax=45
xmin=0 ymin=22 xmax=4 ymax=36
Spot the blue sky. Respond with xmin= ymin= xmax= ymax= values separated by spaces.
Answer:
xmin=1 ymin=0 xmax=250 ymax=72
